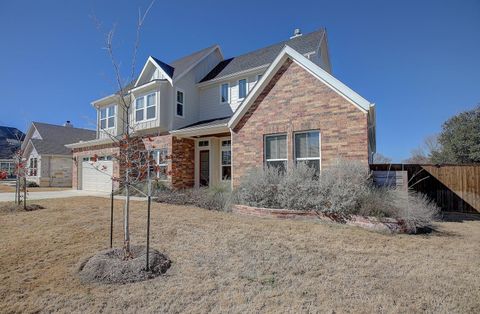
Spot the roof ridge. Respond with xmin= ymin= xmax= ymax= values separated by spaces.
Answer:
xmin=224 ymin=28 xmax=324 ymax=60
xmin=32 ymin=121 xmax=95 ymax=132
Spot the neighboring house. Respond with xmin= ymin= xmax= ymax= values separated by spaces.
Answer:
xmin=67 ymin=28 xmax=376 ymax=192
xmin=21 ymin=121 xmax=96 ymax=187
xmin=0 ymin=126 xmax=25 ymax=179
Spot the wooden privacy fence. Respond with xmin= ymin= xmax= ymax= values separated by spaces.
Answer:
xmin=370 ymin=164 xmax=480 ymax=213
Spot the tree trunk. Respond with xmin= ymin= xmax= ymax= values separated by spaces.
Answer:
xmin=124 ymin=174 xmax=131 ymax=257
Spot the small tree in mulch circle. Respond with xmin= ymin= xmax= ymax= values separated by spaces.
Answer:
xmin=77 ymin=0 xmax=171 ymax=284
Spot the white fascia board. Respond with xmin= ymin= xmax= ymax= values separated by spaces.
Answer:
xmin=130 ymin=80 xmax=165 ymax=95
xmin=91 ymin=94 xmax=119 ymax=108
xmin=173 ymin=45 xmax=222 ymax=83
xmin=135 ymin=56 xmax=173 ymax=87
xmin=65 ymin=137 xmax=115 ymax=149
xmin=21 ymin=124 xmax=36 ymax=150
xmin=197 ymin=64 xmax=269 ymax=88
xmin=228 ymin=45 xmax=373 ymax=129
xmin=170 ymin=124 xmax=229 ymax=138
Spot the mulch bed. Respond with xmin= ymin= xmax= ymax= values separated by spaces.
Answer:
xmin=0 ymin=203 xmax=45 ymax=213
xmin=77 ymin=245 xmax=171 ymax=284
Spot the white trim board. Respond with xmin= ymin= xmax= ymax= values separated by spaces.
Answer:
xmin=228 ymin=45 xmax=374 ymax=129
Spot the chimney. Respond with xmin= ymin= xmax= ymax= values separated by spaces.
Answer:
xmin=290 ymin=28 xmax=302 ymax=39
xmin=64 ymin=120 xmax=73 ymax=128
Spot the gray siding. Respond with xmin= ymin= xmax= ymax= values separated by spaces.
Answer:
xmin=197 ymin=71 xmax=264 ymax=121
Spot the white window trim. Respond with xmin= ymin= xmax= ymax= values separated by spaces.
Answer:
xmin=220 ymin=83 xmax=230 ymax=104
xmin=256 ymin=74 xmax=263 ymax=82
xmin=197 ymin=139 xmax=210 ymax=148
xmin=99 ymin=105 xmax=116 ymax=130
xmin=175 ymin=88 xmax=185 ymax=118
xmin=293 ymin=130 xmax=322 ymax=170
xmin=153 ymin=148 xmax=169 ymax=181
xmin=264 ymin=133 xmax=288 ymax=169
xmin=135 ymin=92 xmax=157 ymax=123
xmin=220 ymin=137 xmax=231 ymax=182
xmin=238 ymin=78 xmax=248 ymax=100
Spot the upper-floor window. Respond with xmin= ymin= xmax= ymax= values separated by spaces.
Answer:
xmin=257 ymin=74 xmax=263 ymax=82
xmin=264 ymin=134 xmax=287 ymax=172
xmin=176 ymin=89 xmax=184 ymax=117
xmin=135 ymin=93 xmax=156 ymax=122
xmin=100 ymin=105 xmax=115 ymax=129
xmin=294 ymin=131 xmax=321 ymax=173
xmin=238 ymin=79 xmax=247 ymax=99
xmin=220 ymin=83 xmax=229 ymax=103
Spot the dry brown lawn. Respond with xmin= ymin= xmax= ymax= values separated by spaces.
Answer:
xmin=1 ymin=197 xmax=479 ymax=313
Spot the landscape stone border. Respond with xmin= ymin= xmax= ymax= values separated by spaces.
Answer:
xmin=232 ymin=204 xmax=407 ymax=233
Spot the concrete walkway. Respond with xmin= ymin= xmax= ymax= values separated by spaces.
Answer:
xmin=0 ymin=190 xmax=148 ymax=202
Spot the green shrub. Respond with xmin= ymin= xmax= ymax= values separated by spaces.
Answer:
xmin=20 ymin=180 xmax=39 ymax=188
xmin=154 ymin=182 xmax=232 ymax=211
xmin=234 ymin=159 xmax=439 ymax=233
xmin=235 ymin=166 xmax=282 ymax=209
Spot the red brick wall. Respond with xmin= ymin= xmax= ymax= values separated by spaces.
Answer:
xmin=232 ymin=59 xmax=369 ymax=186
xmin=72 ymin=134 xmax=195 ymax=190
xmin=143 ymin=134 xmax=195 ymax=189
xmin=171 ymin=137 xmax=195 ymax=188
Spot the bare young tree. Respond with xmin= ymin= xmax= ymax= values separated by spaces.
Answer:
xmin=403 ymin=135 xmax=440 ymax=164
xmin=372 ymin=153 xmax=392 ymax=164
xmin=89 ymin=0 xmax=157 ymax=258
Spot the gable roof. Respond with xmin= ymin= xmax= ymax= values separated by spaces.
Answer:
xmin=135 ymin=45 xmax=220 ymax=87
xmin=28 ymin=122 xmax=96 ymax=156
xmin=199 ymin=29 xmax=325 ymax=83
xmin=228 ymin=45 xmax=373 ymax=129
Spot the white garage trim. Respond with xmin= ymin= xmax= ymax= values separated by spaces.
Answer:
xmin=81 ymin=160 xmax=113 ymax=192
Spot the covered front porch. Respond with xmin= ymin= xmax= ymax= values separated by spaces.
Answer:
xmin=171 ymin=117 xmax=232 ymax=188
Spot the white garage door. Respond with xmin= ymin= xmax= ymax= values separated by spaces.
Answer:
xmin=81 ymin=161 xmax=113 ymax=192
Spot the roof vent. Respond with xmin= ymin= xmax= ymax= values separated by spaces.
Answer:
xmin=64 ymin=120 xmax=73 ymax=128
xmin=290 ymin=28 xmax=302 ymax=39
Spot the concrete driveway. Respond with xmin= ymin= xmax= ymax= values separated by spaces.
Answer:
xmin=0 ymin=190 xmax=111 ymax=202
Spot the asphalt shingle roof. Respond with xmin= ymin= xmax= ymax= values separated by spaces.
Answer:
xmin=177 ymin=116 xmax=231 ymax=130
xmin=199 ymin=29 xmax=325 ymax=83
xmin=31 ymin=122 xmax=96 ymax=155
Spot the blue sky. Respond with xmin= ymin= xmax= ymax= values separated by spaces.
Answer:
xmin=0 ymin=0 xmax=479 ymax=161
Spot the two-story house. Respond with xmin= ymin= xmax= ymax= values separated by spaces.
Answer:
xmin=67 ymin=28 xmax=376 ymax=192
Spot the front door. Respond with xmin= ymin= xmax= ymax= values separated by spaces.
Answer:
xmin=199 ymin=150 xmax=210 ymax=187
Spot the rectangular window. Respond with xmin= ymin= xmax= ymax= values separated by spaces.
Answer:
xmin=135 ymin=93 xmax=156 ymax=122
xmin=135 ymin=97 xmax=145 ymax=122
xmin=238 ymin=79 xmax=247 ymax=99
xmin=29 ymin=157 xmax=38 ymax=176
xmin=257 ymin=74 xmax=263 ymax=81
xmin=198 ymin=140 xmax=209 ymax=147
xmin=294 ymin=131 xmax=321 ymax=173
xmin=100 ymin=105 xmax=115 ymax=129
xmin=265 ymin=134 xmax=287 ymax=172
xmin=176 ymin=90 xmax=184 ymax=117
xmin=221 ymin=139 xmax=231 ymax=180
xmin=220 ymin=83 xmax=229 ymax=103
xmin=152 ymin=148 xmax=168 ymax=180
xmin=146 ymin=93 xmax=156 ymax=119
